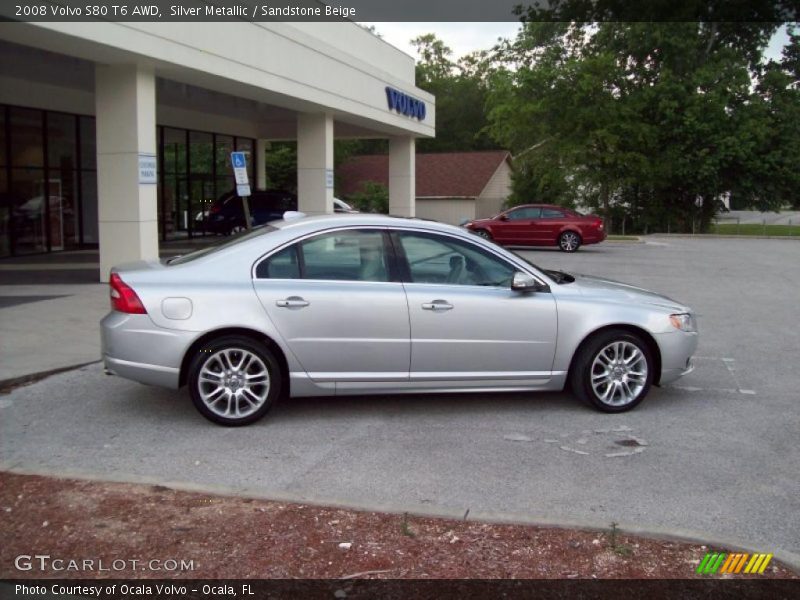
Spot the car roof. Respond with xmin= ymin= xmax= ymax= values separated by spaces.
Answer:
xmin=269 ymin=212 xmax=463 ymax=235
xmin=507 ymin=204 xmax=566 ymax=210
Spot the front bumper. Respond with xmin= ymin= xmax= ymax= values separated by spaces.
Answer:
xmin=101 ymin=312 xmax=198 ymax=389
xmin=654 ymin=330 xmax=699 ymax=385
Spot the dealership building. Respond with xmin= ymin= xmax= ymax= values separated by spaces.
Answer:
xmin=0 ymin=21 xmax=434 ymax=279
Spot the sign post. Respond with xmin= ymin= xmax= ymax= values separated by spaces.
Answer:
xmin=231 ymin=151 xmax=252 ymax=231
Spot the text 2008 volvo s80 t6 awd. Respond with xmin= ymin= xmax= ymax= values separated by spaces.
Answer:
xmin=101 ymin=214 xmax=697 ymax=426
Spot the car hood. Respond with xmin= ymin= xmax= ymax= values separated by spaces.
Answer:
xmin=570 ymin=273 xmax=690 ymax=312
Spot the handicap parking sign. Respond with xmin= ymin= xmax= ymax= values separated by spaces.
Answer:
xmin=231 ymin=152 xmax=247 ymax=169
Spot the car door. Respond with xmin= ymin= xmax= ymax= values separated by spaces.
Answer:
xmin=498 ymin=206 xmax=542 ymax=245
xmin=253 ymin=228 xmax=410 ymax=383
xmin=393 ymin=230 xmax=558 ymax=384
xmin=537 ymin=208 xmax=567 ymax=244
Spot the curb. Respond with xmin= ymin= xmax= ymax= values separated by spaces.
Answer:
xmin=0 ymin=360 xmax=101 ymax=394
xmin=647 ymin=234 xmax=800 ymax=241
xmin=3 ymin=463 xmax=799 ymax=575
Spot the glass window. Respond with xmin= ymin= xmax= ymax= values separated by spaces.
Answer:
xmin=505 ymin=206 xmax=541 ymax=220
xmin=48 ymin=113 xmax=77 ymax=170
xmin=0 ymin=107 xmax=6 ymax=166
xmin=79 ymin=117 xmax=96 ymax=170
xmin=216 ymin=135 xmax=234 ymax=176
xmin=302 ymin=230 xmax=388 ymax=282
xmin=398 ymin=231 xmax=515 ymax=287
xmin=189 ymin=131 xmax=213 ymax=174
xmin=10 ymin=108 xmax=43 ymax=167
xmin=541 ymin=208 xmax=565 ymax=218
xmin=46 ymin=171 xmax=79 ymax=250
xmin=163 ymin=128 xmax=186 ymax=174
xmin=257 ymin=245 xmax=300 ymax=279
xmin=81 ymin=171 xmax=98 ymax=244
xmin=9 ymin=167 xmax=46 ymax=254
xmin=257 ymin=230 xmax=389 ymax=282
xmin=0 ymin=169 xmax=9 ymax=257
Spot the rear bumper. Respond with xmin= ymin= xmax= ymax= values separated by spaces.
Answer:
xmin=101 ymin=312 xmax=197 ymax=389
xmin=654 ymin=330 xmax=699 ymax=385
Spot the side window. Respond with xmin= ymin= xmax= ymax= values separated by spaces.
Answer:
xmin=397 ymin=232 xmax=516 ymax=287
xmin=256 ymin=245 xmax=300 ymax=279
xmin=541 ymin=209 xmax=565 ymax=218
xmin=256 ymin=229 xmax=389 ymax=282
xmin=506 ymin=207 xmax=541 ymax=220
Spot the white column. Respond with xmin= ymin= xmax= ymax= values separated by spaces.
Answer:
xmin=297 ymin=113 xmax=333 ymax=215
xmin=389 ymin=136 xmax=415 ymax=217
xmin=95 ymin=64 xmax=158 ymax=282
xmin=255 ymin=138 xmax=269 ymax=190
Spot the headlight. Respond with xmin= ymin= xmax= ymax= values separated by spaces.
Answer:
xmin=669 ymin=313 xmax=697 ymax=332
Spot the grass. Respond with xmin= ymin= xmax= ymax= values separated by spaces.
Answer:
xmin=606 ymin=235 xmax=641 ymax=241
xmin=709 ymin=223 xmax=800 ymax=236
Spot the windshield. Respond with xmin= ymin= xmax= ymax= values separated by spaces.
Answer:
xmin=166 ymin=225 xmax=277 ymax=265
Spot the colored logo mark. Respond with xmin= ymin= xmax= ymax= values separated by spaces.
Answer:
xmin=696 ymin=552 xmax=773 ymax=575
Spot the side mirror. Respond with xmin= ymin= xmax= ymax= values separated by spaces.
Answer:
xmin=511 ymin=271 xmax=539 ymax=292
xmin=498 ymin=214 xmax=509 ymax=221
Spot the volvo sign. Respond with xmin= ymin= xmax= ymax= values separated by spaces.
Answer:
xmin=386 ymin=86 xmax=426 ymax=120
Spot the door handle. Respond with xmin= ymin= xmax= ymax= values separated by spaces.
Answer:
xmin=422 ymin=300 xmax=453 ymax=311
xmin=276 ymin=296 xmax=309 ymax=308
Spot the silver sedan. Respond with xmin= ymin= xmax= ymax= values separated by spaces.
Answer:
xmin=101 ymin=214 xmax=698 ymax=426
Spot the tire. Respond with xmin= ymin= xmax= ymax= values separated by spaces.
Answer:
xmin=559 ymin=230 xmax=581 ymax=252
xmin=188 ymin=336 xmax=281 ymax=426
xmin=230 ymin=225 xmax=246 ymax=235
xmin=569 ymin=329 xmax=654 ymax=413
xmin=474 ymin=229 xmax=492 ymax=240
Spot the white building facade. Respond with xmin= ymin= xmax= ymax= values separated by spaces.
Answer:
xmin=0 ymin=21 xmax=434 ymax=279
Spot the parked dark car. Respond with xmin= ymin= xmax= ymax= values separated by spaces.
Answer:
xmin=463 ymin=204 xmax=605 ymax=252
xmin=203 ymin=189 xmax=356 ymax=235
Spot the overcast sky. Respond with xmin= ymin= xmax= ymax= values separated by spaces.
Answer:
xmin=363 ymin=22 xmax=792 ymax=63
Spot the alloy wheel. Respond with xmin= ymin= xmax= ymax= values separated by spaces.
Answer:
xmin=197 ymin=348 xmax=271 ymax=419
xmin=590 ymin=341 xmax=648 ymax=407
xmin=560 ymin=232 xmax=580 ymax=252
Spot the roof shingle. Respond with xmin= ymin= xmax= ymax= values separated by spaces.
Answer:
xmin=338 ymin=151 xmax=511 ymax=198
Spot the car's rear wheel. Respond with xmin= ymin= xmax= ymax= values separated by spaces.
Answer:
xmin=188 ymin=336 xmax=280 ymax=426
xmin=569 ymin=329 xmax=653 ymax=413
xmin=559 ymin=231 xmax=581 ymax=252
xmin=229 ymin=224 xmax=246 ymax=235
xmin=474 ymin=229 xmax=492 ymax=240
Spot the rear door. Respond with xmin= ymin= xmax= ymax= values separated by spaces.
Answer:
xmin=253 ymin=228 xmax=410 ymax=383
xmin=536 ymin=208 xmax=567 ymax=244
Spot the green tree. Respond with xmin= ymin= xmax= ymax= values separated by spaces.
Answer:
xmin=486 ymin=20 xmax=792 ymax=232
xmin=346 ymin=181 xmax=389 ymax=214
xmin=412 ymin=34 xmax=499 ymax=153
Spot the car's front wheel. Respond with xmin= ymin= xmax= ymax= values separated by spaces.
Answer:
xmin=559 ymin=231 xmax=581 ymax=252
xmin=569 ymin=329 xmax=653 ymax=413
xmin=188 ymin=336 xmax=281 ymax=426
xmin=474 ymin=229 xmax=492 ymax=240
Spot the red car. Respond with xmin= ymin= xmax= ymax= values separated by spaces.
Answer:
xmin=464 ymin=204 xmax=606 ymax=252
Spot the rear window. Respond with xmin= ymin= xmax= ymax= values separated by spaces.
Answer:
xmin=166 ymin=225 xmax=277 ymax=265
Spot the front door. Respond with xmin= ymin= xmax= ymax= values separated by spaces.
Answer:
xmin=393 ymin=230 xmax=558 ymax=384
xmin=253 ymin=228 xmax=410 ymax=383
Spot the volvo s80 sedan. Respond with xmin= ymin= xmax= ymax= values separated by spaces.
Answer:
xmin=101 ymin=214 xmax=697 ymax=426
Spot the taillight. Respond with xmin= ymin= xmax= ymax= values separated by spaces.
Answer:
xmin=597 ymin=219 xmax=604 ymax=230
xmin=209 ymin=204 xmax=221 ymax=214
xmin=109 ymin=273 xmax=147 ymax=314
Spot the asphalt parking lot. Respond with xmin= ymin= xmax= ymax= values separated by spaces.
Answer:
xmin=1 ymin=237 xmax=798 ymax=560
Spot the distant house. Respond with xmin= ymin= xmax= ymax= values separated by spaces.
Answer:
xmin=338 ymin=151 xmax=512 ymax=225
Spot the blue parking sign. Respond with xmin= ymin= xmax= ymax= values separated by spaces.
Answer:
xmin=231 ymin=152 xmax=247 ymax=169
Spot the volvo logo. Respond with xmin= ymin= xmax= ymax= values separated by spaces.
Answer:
xmin=386 ymin=87 xmax=426 ymax=120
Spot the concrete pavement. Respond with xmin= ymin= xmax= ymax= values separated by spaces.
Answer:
xmin=0 ymin=240 xmax=215 ymax=382
xmin=1 ymin=237 xmax=798 ymax=563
